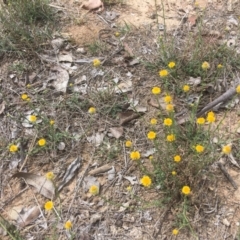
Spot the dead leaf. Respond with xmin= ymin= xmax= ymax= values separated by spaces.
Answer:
xmin=109 ymin=127 xmax=123 ymax=139
xmin=51 ymin=38 xmax=64 ymax=50
xmin=123 ymin=176 xmax=138 ymax=185
xmin=0 ymin=101 xmax=6 ymax=115
xmin=115 ymin=79 xmax=132 ymax=93
xmin=87 ymin=132 xmax=105 ymax=146
xmin=52 ymin=66 xmax=69 ymax=93
xmin=123 ymin=43 xmax=134 ymax=57
xmin=58 ymin=54 xmax=73 ymax=63
xmin=188 ymin=77 xmax=201 ymax=86
xmin=118 ymin=110 xmax=142 ymax=125
xmin=17 ymin=206 xmax=40 ymax=228
xmin=81 ymin=0 xmax=104 ymax=10
xmin=57 ymin=157 xmax=81 ymax=192
xmin=188 ymin=14 xmax=198 ymax=27
xmin=89 ymin=163 xmax=112 ymax=175
xmin=108 ymin=167 xmax=115 ymax=181
xmin=12 ymin=172 xmax=55 ymax=199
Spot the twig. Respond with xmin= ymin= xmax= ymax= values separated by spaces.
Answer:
xmin=218 ymin=162 xmax=238 ymax=190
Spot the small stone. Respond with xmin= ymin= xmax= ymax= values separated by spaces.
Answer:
xmin=76 ymin=48 xmax=86 ymax=54
xmin=222 ymin=218 xmax=230 ymax=227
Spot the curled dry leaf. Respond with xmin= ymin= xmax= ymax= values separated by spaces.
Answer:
xmin=57 ymin=157 xmax=81 ymax=192
xmin=89 ymin=163 xmax=112 ymax=175
xmin=115 ymin=79 xmax=132 ymax=93
xmin=109 ymin=127 xmax=123 ymax=139
xmin=118 ymin=110 xmax=142 ymax=125
xmin=123 ymin=176 xmax=138 ymax=185
xmin=12 ymin=172 xmax=55 ymax=199
xmin=17 ymin=206 xmax=40 ymax=228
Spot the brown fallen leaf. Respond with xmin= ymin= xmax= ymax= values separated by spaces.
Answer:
xmin=17 ymin=206 xmax=40 ymax=228
xmin=123 ymin=43 xmax=134 ymax=57
xmin=118 ymin=110 xmax=142 ymax=125
xmin=109 ymin=127 xmax=124 ymax=139
xmin=80 ymin=0 xmax=104 ymax=10
xmin=12 ymin=172 xmax=55 ymax=199
xmin=89 ymin=163 xmax=112 ymax=175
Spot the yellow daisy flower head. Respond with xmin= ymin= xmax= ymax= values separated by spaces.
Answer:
xmin=115 ymin=32 xmax=120 ymax=37
xmin=172 ymin=171 xmax=177 ymax=176
xmin=89 ymin=185 xmax=99 ymax=195
xmin=159 ymin=69 xmax=169 ymax=78
xmin=182 ymin=185 xmax=191 ymax=195
xmin=130 ymin=151 xmax=141 ymax=160
xmin=164 ymin=95 xmax=172 ymax=104
xmin=172 ymin=229 xmax=179 ymax=235
xmin=49 ymin=120 xmax=55 ymax=125
xmin=38 ymin=138 xmax=46 ymax=147
xmin=93 ymin=59 xmax=101 ymax=67
xmin=64 ymin=220 xmax=72 ymax=230
xmin=149 ymin=155 xmax=153 ymax=160
xmin=45 ymin=172 xmax=54 ymax=180
xmin=183 ymin=85 xmax=190 ymax=92
xmin=166 ymin=134 xmax=175 ymax=142
xmin=168 ymin=61 xmax=176 ymax=69
xmin=26 ymin=84 xmax=31 ymax=88
xmin=69 ymin=83 xmax=73 ymax=87
xmin=196 ymin=117 xmax=205 ymax=125
xmin=21 ymin=93 xmax=28 ymax=100
xmin=236 ymin=85 xmax=240 ymax=94
xmin=152 ymin=86 xmax=161 ymax=95
xmin=202 ymin=61 xmax=210 ymax=70
xmin=125 ymin=140 xmax=133 ymax=148
xmin=150 ymin=118 xmax=157 ymax=125
xmin=44 ymin=201 xmax=54 ymax=211
xmin=140 ymin=175 xmax=152 ymax=187
xmin=195 ymin=144 xmax=204 ymax=153
xmin=163 ymin=118 xmax=173 ymax=127
xmin=217 ymin=64 xmax=223 ymax=69
xmin=126 ymin=186 xmax=132 ymax=191
xmin=9 ymin=144 xmax=18 ymax=153
xmin=147 ymin=131 xmax=156 ymax=140
xmin=29 ymin=115 xmax=37 ymax=122
xmin=174 ymin=155 xmax=181 ymax=162
xmin=88 ymin=107 xmax=96 ymax=114
xmin=166 ymin=104 xmax=174 ymax=112
xmin=206 ymin=111 xmax=215 ymax=123
xmin=222 ymin=145 xmax=231 ymax=155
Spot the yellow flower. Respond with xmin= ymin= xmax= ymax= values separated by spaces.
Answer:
xmin=172 ymin=171 xmax=177 ymax=176
xmin=195 ymin=145 xmax=204 ymax=153
xmin=115 ymin=32 xmax=120 ymax=37
xmin=69 ymin=83 xmax=73 ymax=87
xmin=222 ymin=145 xmax=231 ymax=155
xmin=21 ymin=93 xmax=28 ymax=100
xmin=29 ymin=115 xmax=37 ymax=122
xmin=50 ymin=120 xmax=55 ymax=125
xmin=26 ymin=84 xmax=31 ymax=88
xmin=236 ymin=85 xmax=240 ymax=94
xmin=174 ymin=155 xmax=181 ymax=162
xmin=217 ymin=64 xmax=223 ymax=69
xmin=164 ymin=95 xmax=172 ymax=103
xmin=125 ymin=140 xmax=132 ymax=148
xmin=207 ymin=111 xmax=215 ymax=123
xmin=126 ymin=186 xmax=132 ymax=191
xmin=152 ymin=86 xmax=161 ymax=95
xmin=196 ymin=117 xmax=205 ymax=125
xmin=183 ymin=85 xmax=190 ymax=92
xmin=149 ymin=155 xmax=153 ymax=160
xmin=168 ymin=61 xmax=176 ymax=69
xmin=44 ymin=201 xmax=54 ymax=211
xmin=147 ymin=131 xmax=156 ymax=140
xmin=130 ymin=151 xmax=141 ymax=160
xmin=202 ymin=61 xmax=210 ymax=70
xmin=150 ymin=118 xmax=157 ymax=125
xmin=93 ymin=59 xmax=101 ymax=67
xmin=182 ymin=186 xmax=191 ymax=195
xmin=88 ymin=107 xmax=96 ymax=114
xmin=172 ymin=229 xmax=179 ymax=235
xmin=38 ymin=138 xmax=46 ymax=147
xmin=89 ymin=185 xmax=99 ymax=195
xmin=166 ymin=104 xmax=174 ymax=112
xmin=140 ymin=175 xmax=152 ymax=187
xmin=64 ymin=220 xmax=72 ymax=230
xmin=167 ymin=134 xmax=175 ymax=142
xmin=45 ymin=172 xmax=54 ymax=180
xmin=26 ymin=98 xmax=31 ymax=102
xmin=163 ymin=118 xmax=173 ymax=126
xmin=159 ymin=69 xmax=169 ymax=77
xmin=9 ymin=144 xmax=18 ymax=153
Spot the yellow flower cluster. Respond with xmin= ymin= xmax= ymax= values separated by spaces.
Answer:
xmin=89 ymin=185 xmax=99 ymax=195
xmin=45 ymin=172 xmax=54 ymax=180
xmin=163 ymin=118 xmax=172 ymax=127
xmin=38 ymin=138 xmax=46 ymax=147
xmin=195 ymin=144 xmax=204 ymax=153
xmin=9 ymin=144 xmax=18 ymax=153
xmin=174 ymin=155 xmax=181 ymax=162
xmin=182 ymin=186 xmax=191 ymax=195
xmin=168 ymin=62 xmax=176 ymax=69
xmin=202 ymin=61 xmax=210 ymax=70
xmin=206 ymin=111 xmax=215 ymax=123
xmin=183 ymin=85 xmax=190 ymax=92
xmin=152 ymin=86 xmax=161 ymax=95
xmin=150 ymin=118 xmax=157 ymax=125
xmin=140 ymin=175 xmax=152 ymax=187
xmin=147 ymin=131 xmax=156 ymax=140
xmin=159 ymin=69 xmax=169 ymax=78
xmin=167 ymin=134 xmax=175 ymax=142
xmin=93 ymin=59 xmax=101 ymax=67
xmin=222 ymin=145 xmax=231 ymax=155
xmin=88 ymin=107 xmax=96 ymax=114
xmin=236 ymin=85 xmax=240 ymax=94
xmin=130 ymin=151 xmax=141 ymax=160
xmin=64 ymin=220 xmax=72 ymax=230
xmin=166 ymin=104 xmax=174 ymax=112
xmin=164 ymin=95 xmax=172 ymax=104
xmin=196 ymin=117 xmax=205 ymax=125
xmin=125 ymin=140 xmax=132 ymax=148
xmin=44 ymin=201 xmax=54 ymax=211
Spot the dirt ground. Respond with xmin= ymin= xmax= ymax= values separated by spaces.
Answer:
xmin=1 ymin=0 xmax=240 ymax=239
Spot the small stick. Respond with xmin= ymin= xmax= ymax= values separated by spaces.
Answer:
xmin=218 ymin=162 xmax=238 ymax=190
